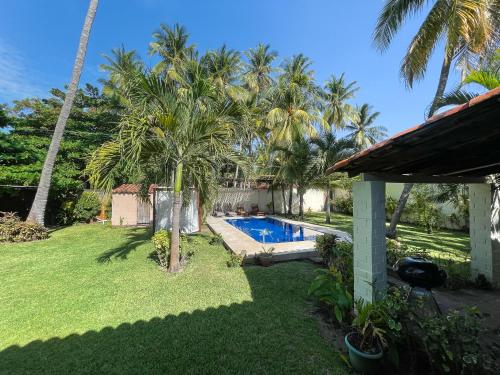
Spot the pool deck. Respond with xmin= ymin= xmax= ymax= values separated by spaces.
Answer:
xmin=206 ymin=215 xmax=351 ymax=263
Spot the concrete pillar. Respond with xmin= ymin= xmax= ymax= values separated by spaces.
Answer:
xmin=469 ymin=183 xmax=500 ymax=287
xmin=353 ymin=179 xmax=387 ymax=302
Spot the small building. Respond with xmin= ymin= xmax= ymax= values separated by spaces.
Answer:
xmin=111 ymin=184 xmax=156 ymax=226
xmin=111 ymin=184 xmax=201 ymax=233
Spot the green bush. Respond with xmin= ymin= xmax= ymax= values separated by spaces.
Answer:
xmin=209 ymin=233 xmax=224 ymax=246
xmin=407 ymin=185 xmax=442 ymax=233
xmin=315 ymin=234 xmax=338 ymax=261
xmin=152 ymin=230 xmax=170 ymax=269
xmin=227 ymin=251 xmax=245 ymax=267
xmin=0 ymin=212 xmax=48 ymax=242
xmin=386 ymin=239 xmax=430 ymax=268
xmin=73 ymin=192 xmax=101 ymax=223
xmin=308 ymin=267 xmax=353 ymax=324
xmin=332 ymin=196 xmax=353 ymax=215
xmin=385 ymin=196 xmax=398 ymax=218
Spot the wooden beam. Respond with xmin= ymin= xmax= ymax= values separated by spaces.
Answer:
xmin=358 ymin=172 xmax=486 ymax=184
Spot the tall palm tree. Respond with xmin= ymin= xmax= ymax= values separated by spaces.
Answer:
xmin=202 ymin=45 xmax=243 ymax=95
xmin=345 ymin=104 xmax=387 ymax=150
xmin=323 ymin=73 xmax=359 ymax=129
xmin=27 ymin=0 xmax=99 ymax=225
xmin=311 ymin=133 xmax=355 ymax=223
xmin=149 ymin=23 xmax=195 ymax=77
xmin=243 ymin=43 xmax=278 ymax=94
xmin=374 ymin=0 xmax=496 ymax=239
xmin=87 ymin=65 xmax=240 ymax=273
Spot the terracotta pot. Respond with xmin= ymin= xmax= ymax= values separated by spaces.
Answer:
xmin=259 ymin=255 xmax=273 ymax=267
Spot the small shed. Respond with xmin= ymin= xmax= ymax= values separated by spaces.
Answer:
xmin=111 ymin=184 xmax=156 ymax=226
xmin=329 ymin=87 xmax=500 ymax=302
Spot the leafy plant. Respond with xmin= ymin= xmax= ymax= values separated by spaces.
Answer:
xmin=260 ymin=246 xmax=275 ymax=256
xmin=385 ymin=196 xmax=398 ymax=218
xmin=151 ymin=230 xmax=170 ymax=269
xmin=315 ymin=233 xmax=339 ymax=261
xmin=332 ymin=195 xmax=353 ymax=215
xmin=418 ymin=307 xmax=495 ymax=374
xmin=209 ymin=233 xmax=224 ymax=246
xmin=350 ymin=299 xmax=391 ymax=354
xmin=227 ymin=251 xmax=245 ymax=267
xmin=386 ymin=239 xmax=430 ymax=268
xmin=73 ymin=192 xmax=101 ymax=223
xmin=308 ymin=267 xmax=353 ymax=323
xmin=407 ymin=185 xmax=442 ymax=234
xmin=0 ymin=212 xmax=48 ymax=242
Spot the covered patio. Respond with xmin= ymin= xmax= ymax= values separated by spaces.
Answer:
xmin=329 ymin=87 xmax=500 ymax=302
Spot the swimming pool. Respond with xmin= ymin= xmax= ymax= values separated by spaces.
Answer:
xmin=225 ymin=217 xmax=319 ymax=243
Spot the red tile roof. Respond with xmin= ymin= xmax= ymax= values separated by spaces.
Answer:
xmin=112 ymin=184 xmax=157 ymax=194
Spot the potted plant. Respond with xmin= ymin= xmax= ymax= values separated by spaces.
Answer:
xmin=258 ymin=246 xmax=275 ymax=267
xmin=344 ymin=300 xmax=389 ymax=374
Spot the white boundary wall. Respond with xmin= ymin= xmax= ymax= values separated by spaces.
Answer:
xmin=154 ymin=189 xmax=199 ymax=233
xmin=214 ymin=188 xmax=325 ymax=214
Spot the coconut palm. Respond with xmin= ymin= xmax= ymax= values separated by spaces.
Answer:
xmin=202 ymin=45 xmax=243 ymax=95
xmin=345 ymin=104 xmax=387 ymax=150
xmin=27 ymin=0 xmax=99 ymax=225
xmin=323 ymin=73 xmax=359 ymax=129
xmin=310 ymin=133 xmax=356 ymax=223
xmin=374 ymin=0 xmax=497 ymax=239
xmin=434 ymin=49 xmax=500 ymax=110
xmin=149 ymin=23 xmax=196 ymax=77
xmin=243 ymin=43 xmax=278 ymax=94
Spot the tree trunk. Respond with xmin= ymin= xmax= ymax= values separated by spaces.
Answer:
xmin=233 ymin=141 xmax=242 ymax=187
xmin=387 ymin=53 xmax=451 ymax=238
xmin=299 ymin=191 xmax=304 ymax=221
xmin=386 ymin=183 xmax=413 ymax=239
xmin=428 ymin=53 xmax=452 ymax=117
xmin=271 ymin=185 xmax=275 ymax=214
xmin=281 ymin=185 xmax=286 ymax=213
xmin=288 ymin=185 xmax=293 ymax=216
xmin=325 ymin=188 xmax=331 ymax=224
xmin=27 ymin=0 xmax=99 ymax=225
xmin=169 ymin=161 xmax=183 ymax=273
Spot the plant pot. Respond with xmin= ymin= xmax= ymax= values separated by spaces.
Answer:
xmin=259 ymin=255 xmax=273 ymax=267
xmin=344 ymin=332 xmax=383 ymax=374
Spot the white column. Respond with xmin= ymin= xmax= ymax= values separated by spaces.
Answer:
xmin=353 ymin=179 xmax=387 ymax=302
xmin=469 ymin=183 xmax=500 ymax=287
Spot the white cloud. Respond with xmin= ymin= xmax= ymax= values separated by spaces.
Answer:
xmin=0 ymin=38 xmax=45 ymax=103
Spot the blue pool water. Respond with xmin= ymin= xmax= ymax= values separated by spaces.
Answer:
xmin=225 ymin=217 xmax=317 ymax=243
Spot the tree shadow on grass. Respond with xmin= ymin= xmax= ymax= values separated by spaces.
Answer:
xmin=96 ymin=228 xmax=152 ymax=263
xmin=0 ymin=263 xmax=343 ymax=375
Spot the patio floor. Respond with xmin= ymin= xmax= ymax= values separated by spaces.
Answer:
xmin=206 ymin=215 xmax=351 ymax=262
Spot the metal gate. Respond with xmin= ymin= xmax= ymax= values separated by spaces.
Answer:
xmin=137 ymin=199 xmax=151 ymax=225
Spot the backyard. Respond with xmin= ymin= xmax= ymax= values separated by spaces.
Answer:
xmin=0 ymin=224 xmax=348 ymax=374
xmin=0 ymin=218 xmax=473 ymax=374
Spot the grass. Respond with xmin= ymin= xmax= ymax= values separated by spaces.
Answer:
xmin=304 ymin=211 xmax=470 ymax=261
xmin=0 ymin=224 xmax=347 ymax=375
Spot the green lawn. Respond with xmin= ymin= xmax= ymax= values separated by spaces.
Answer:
xmin=0 ymin=224 xmax=347 ymax=375
xmin=304 ymin=212 xmax=470 ymax=261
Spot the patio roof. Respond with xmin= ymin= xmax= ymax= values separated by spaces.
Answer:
xmin=329 ymin=87 xmax=500 ymax=183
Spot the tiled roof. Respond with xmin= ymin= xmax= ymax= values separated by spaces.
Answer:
xmin=112 ymin=184 xmax=157 ymax=194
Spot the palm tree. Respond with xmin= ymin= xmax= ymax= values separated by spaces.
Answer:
xmin=345 ymin=104 xmax=387 ymax=150
xmin=243 ymin=43 xmax=278 ymax=94
xmin=311 ymin=133 xmax=355 ymax=223
xmin=374 ymin=0 xmax=496 ymax=239
xmin=434 ymin=49 xmax=500 ymax=110
xmin=202 ymin=45 xmax=243 ymax=96
xmin=323 ymin=73 xmax=359 ymax=129
xmin=27 ymin=0 xmax=99 ymax=225
xmin=149 ymin=23 xmax=195 ymax=77
xmin=88 ymin=63 xmax=240 ymax=273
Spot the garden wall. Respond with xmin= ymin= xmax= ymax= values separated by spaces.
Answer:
xmin=154 ymin=188 xmax=200 ymax=233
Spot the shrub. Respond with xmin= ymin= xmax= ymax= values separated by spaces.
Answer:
xmin=209 ymin=233 xmax=224 ymax=246
xmin=227 ymin=251 xmax=246 ymax=267
xmin=73 ymin=192 xmax=101 ymax=223
xmin=385 ymin=196 xmax=398 ymax=218
xmin=152 ymin=230 xmax=170 ymax=269
xmin=418 ymin=307 xmax=495 ymax=374
xmin=308 ymin=267 xmax=353 ymax=324
xmin=386 ymin=239 xmax=430 ymax=268
xmin=0 ymin=212 xmax=48 ymax=242
xmin=315 ymin=234 xmax=338 ymax=261
xmin=407 ymin=185 xmax=442 ymax=233
xmin=437 ymin=258 xmax=471 ymax=290
xmin=332 ymin=196 xmax=353 ymax=215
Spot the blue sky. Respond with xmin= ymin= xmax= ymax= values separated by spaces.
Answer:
xmin=0 ymin=0 xmax=462 ymax=136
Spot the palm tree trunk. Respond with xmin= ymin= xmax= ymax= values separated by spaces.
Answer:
xmin=233 ymin=141 xmax=242 ymax=187
xmin=271 ymin=185 xmax=275 ymax=214
xmin=299 ymin=191 xmax=304 ymax=221
xmin=169 ymin=161 xmax=183 ymax=273
xmin=281 ymin=185 xmax=286 ymax=213
xmin=387 ymin=53 xmax=451 ymax=238
xmin=325 ymin=188 xmax=331 ymax=224
xmin=27 ymin=0 xmax=99 ymax=225
xmin=288 ymin=185 xmax=293 ymax=216
xmin=386 ymin=183 xmax=413 ymax=239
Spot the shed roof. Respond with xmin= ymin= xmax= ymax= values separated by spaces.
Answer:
xmin=112 ymin=184 xmax=157 ymax=194
xmin=329 ymin=87 xmax=500 ymax=182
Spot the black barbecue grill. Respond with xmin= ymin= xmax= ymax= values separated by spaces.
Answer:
xmin=394 ymin=256 xmax=447 ymax=315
